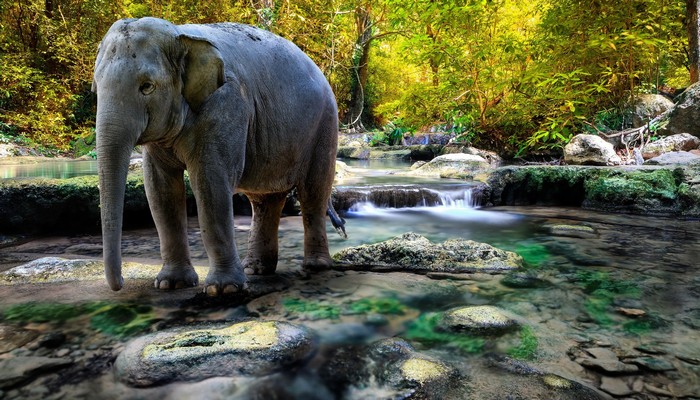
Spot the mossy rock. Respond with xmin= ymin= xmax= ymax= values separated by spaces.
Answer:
xmin=437 ymin=305 xmax=520 ymax=336
xmin=115 ymin=320 xmax=317 ymax=387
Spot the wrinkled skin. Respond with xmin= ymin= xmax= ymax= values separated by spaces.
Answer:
xmin=92 ymin=18 xmax=341 ymax=296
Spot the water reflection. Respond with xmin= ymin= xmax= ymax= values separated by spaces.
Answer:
xmin=0 ymin=159 xmax=98 ymax=179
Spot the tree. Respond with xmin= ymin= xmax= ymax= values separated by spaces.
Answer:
xmin=688 ymin=0 xmax=700 ymax=83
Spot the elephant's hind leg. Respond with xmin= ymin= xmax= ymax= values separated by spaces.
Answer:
xmin=297 ymin=161 xmax=335 ymax=272
xmin=243 ymin=192 xmax=287 ymax=275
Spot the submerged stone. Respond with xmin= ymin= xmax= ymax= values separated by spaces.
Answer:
xmin=546 ymin=224 xmax=598 ymax=239
xmin=438 ymin=305 xmax=519 ymax=335
xmin=332 ymin=232 xmax=522 ymax=274
xmin=0 ymin=325 xmax=39 ymax=354
xmin=114 ymin=320 xmax=316 ymax=387
xmin=0 ymin=356 xmax=73 ymax=389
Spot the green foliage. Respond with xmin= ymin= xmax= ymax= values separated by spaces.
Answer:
xmin=403 ymin=313 xmax=485 ymax=353
xmin=369 ymin=119 xmax=413 ymax=146
xmin=0 ymin=0 xmax=689 ymax=156
xmin=507 ymin=326 xmax=538 ymax=360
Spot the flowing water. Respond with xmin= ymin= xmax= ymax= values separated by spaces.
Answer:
xmin=0 ymin=158 xmax=699 ymax=398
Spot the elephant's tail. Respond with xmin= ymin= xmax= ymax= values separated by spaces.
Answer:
xmin=327 ymin=198 xmax=347 ymax=239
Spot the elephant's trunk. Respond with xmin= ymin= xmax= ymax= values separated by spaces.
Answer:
xmin=96 ymin=117 xmax=140 ymax=291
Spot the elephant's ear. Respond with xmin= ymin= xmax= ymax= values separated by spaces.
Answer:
xmin=91 ymin=41 xmax=103 ymax=93
xmin=179 ymin=35 xmax=225 ymax=112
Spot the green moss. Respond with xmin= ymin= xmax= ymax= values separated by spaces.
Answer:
xmin=89 ymin=304 xmax=156 ymax=337
xmin=282 ymin=298 xmax=340 ymax=320
xmin=403 ymin=313 xmax=485 ymax=353
xmin=507 ymin=326 xmax=538 ymax=360
xmin=346 ymin=297 xmax=406 ymax=315
xmin=585 ymin=169 xmax=678 ymax=206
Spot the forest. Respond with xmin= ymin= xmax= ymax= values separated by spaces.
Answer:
xmin=0 ymin=0 xmax=691 ymax=157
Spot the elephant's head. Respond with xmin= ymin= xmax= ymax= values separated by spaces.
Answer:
xmin=92 ymin=17 xmax=225 ymax=290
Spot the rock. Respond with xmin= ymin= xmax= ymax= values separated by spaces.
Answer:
xmin=38 ymin=332 xmax=67 ymax=349
xmin=642 ymin=133 xmax=700 ymax=159
xmin=0 ymin=356 xmax=73 ymax=389
xmin=628 ymin=356 xmax=676 ymax=371
xmin=0 ymin=257 xmax=103 ymax=284
xmin=615 ymin=307 xmax=646 ymax=317
xmin=599 ymin=376 xmax=632 ymax=396
xmin=500 ymin=272 xmax=549 ymax=289
xmin=564 ymin=134 xmax=622 ymax=166
xmin=658 ymin=81 xmax=700 ymax=138
xmin=629 ymin=94 xmax=674 ymax=128
xmin=0 ymin=325 xmax=39 ymax=354
xmin=334 ymin=160 xmax=351 ymax=182
xmin=546 ymin=224 xmax=598 ymax=239
xmin=437 ymin=305 xmax=519 ymax=335
xmin=410 ymin=153 xmax=491 ymax=178
xmin=333 ymin=186 xmax=443 ymax=211
xmin=440 ymin=145 xmax=503 ymax=167
xmin=577 ymin=347 xmax=639 ymax=374
xmin=321 ymin=338 xmax=459 ymax=399
xmin=114 ymin=320 xmax=316 ymax=387
xmin=332 ymin=232 xmax=522 ymax=274
xmin=645 ymin=150 xmax=700 ymax=165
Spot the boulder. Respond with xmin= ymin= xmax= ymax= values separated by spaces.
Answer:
xmin=410 ymin=153 xmax=491 ymax=179
xmin=114 ymin=320 xmax=317 ymax=387
xmin=644 ymin=151 xmax=700 ymax=165
xmin=564 ymin=134 xmax=622 ymax=166
xmin=642 ymin=133 xmax=700 ymax=159
xmin=437 ymin=305 xmax=519 ymax=335
xmin=629 ymin=94 xmax=674 ymax=128
xmin=658 ymin=81 xmax=700 ymax=138
xmin=441 ymin=145 xmax=503 ymax=167
xmin=332 ymin=232 xmax=522 ymax=273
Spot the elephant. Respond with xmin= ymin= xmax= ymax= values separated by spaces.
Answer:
xmin=92 ymin=17 xmax=345 ymax=296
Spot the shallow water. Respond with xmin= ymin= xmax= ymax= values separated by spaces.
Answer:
xmin=0 ymin=159 xmax=98 ymax=179
xmin=0 ymin=159 xmax=699 ymax=398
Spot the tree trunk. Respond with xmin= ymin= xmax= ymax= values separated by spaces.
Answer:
xmin=343 ymin=6 xmax=373 ymax=131
xmin=688 ymin=0 xmax=700 ymax=83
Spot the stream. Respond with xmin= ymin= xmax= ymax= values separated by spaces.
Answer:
xmin=0 ymin=158 xmax=699 ymax=399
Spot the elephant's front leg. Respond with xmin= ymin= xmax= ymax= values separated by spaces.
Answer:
xmin=143 ymin=150 xmax=198 ymax=289
xmin=189 ymin=168 xmax=247 ymax=296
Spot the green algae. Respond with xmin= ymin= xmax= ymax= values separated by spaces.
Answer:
xmin=513 ymin=242 xmax=550 ymax=268
xmin=283 ymin=298 xmax=341 ymax=320
xmin=507 ymin=326 xmax=538 ymax=360
xmin=1 ymin=302 xmax=94 ymax=323
xmin=90 ymin=304 xmax=156 ymax=338
xmin=347 ymin=297 xmax=406 ymax=315
xmin=584 ymin=169 xmax=679 ymax=207
xmin=403 ymin=313 xmax=485 ymax=353
xmin=575 ymin=270 xmax=640 ymax=326
xmin=623 ymin=313 xmax=669 ymax=336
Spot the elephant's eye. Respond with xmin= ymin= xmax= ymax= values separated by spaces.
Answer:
xmin=139 ymin=82 xmax=156 ymax=95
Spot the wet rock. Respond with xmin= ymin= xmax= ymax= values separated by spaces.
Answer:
xmin=440 ymin=145 xmax=503 ymax=167
xmin=437 ymin=305 xmax=519 ymax=335
xmin=0 ymin=257 xmax=102 ymax=284
xmin=0 ymin=325 xmax=39 ymax=354
xmin=645 ymin=150 xmax=700 ymax=165
xmin=564 ymin=134 xmax=622 ymax=166
xmin=599 ymin=376 xmax=632 ymax=396
xmin=641 ymin=133 xmax=700 ymax=159
xmin=333 ymin=232 xmax=522 ymax=274
xmin=114 ymin=320 xmax=317 ymax=387
xmin=321 ymin=338 xmax=460 ymax=399
xmin=333 ymin=186 xmax=442 ymax=211
xmin=577 ymin=347 xmax=639 ymax=374
xmin=500 ymin=272 xmax=549 ymax=289
xmin=38 ymin=332 xmax=67 ymax=349
xmin=0 ymin=356 xmax=73 ymax=389
xmin=546 ymin=224 xmax=598 ymax=239
xmin=628 ymin=356 xmax=676 ymax=372
xmin=409 ymin=153 xmax=490 ymax=179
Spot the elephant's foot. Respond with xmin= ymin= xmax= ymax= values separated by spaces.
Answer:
xmin=243 ymin=258 xmax=277 ymax=275
xmin=302 ymin=254 xmax=334 ymax=272
xmin=203 ymin=268 xmax=248 ymax=297
xmin=154 ymin=264 xmax=199 ymax=290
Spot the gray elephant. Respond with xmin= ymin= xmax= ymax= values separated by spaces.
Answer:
xmin=92 ymin=17 xmax=345 ymax=296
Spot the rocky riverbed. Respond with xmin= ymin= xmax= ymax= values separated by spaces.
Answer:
xmin=0 ymin=206 xmax=698 ymax=399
